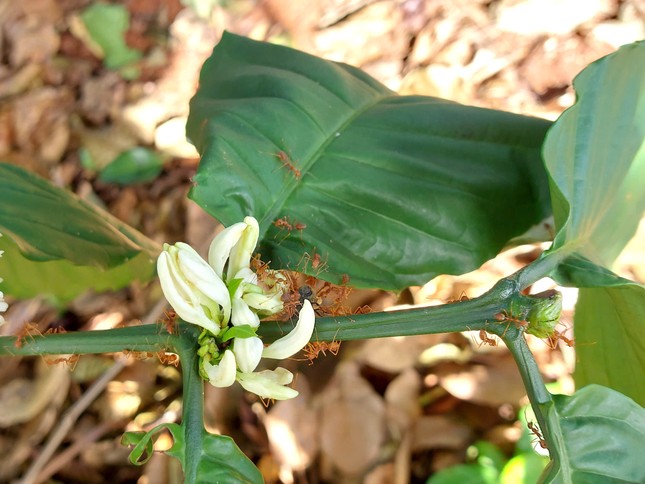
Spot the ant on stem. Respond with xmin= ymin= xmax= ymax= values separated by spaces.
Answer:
xmin=527 ymin=420 xmax=548 ymax=450
xmin=478 ymin=329 xmax=498 ymax=347
xmin=495 ymin=310 xmax=529 ymax=337
xmin=296 ymin=328 xmax=341 ymax=365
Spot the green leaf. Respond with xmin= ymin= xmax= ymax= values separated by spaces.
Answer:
xmin=121 ymin=419 xmax=262 ymax=482
xmin=193 ymin=431 xmax=262 ymax=484
xmin=219 ymin=324 xmax=257 ymax=342
xmin=538 ymin=41 xmax=645 ymax=407
xmin=548 ymin=253 xmax=645 ymax=406
xmin=543 ymin=41 xmax=645 ymax=266
xmin=99 ymin=147 xmax=165 ymax=185
xmin=539 ymin=385 xmax=645 ymax=483
xmin=500 ymin=453 xmax=548 ymax=484
xmin=80 ymin=3 xmax=142 ymax=72
xmin=427 ymin=464 xmax=497 ymax=484
xmin=574 ymin=284 xmax=645 ymax=406
xmin=0 ymin=162 xmax=159 ymax=301
xmin=472 ymin=441 xmax=507 ymax=474
xmin=122 ymin=423 xmax=184 ymax=465
xmin=187 ymin=32 xmax=552 ymax=290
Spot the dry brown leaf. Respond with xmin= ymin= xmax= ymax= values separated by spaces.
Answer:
xmin=264 ymin=377 xmax=319 ymax=481
xmin=318 ymin=361 xmax=386 ymax=476
xmin=359 ymin=334 xmax=443 ymax=373
xmin=411 ymin=415 xmax=473 ymax=452
xmin=385 ymin=368 xmax=422 ymax=437
xmin=521 ymin=36 xmax=615 ymax=94
xmin=435 ymin=353 xmax=526 ymax=406
xmin=12 ymin=86 xmax=74 ymax=165
xmin=0 ymin=360 xmax=70 ymax=428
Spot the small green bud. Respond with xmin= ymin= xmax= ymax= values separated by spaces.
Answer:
xmin=526 ymin=290 xmax=563 ymax=339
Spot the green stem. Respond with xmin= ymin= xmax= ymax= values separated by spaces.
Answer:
xmin=0 ymin=325 xmax=174 ymax=356
xmin=500 ymin=326 xmax=555 ymax=452
xmin=512 ymin=246 xmax=573 ymax=289
xmin=173 ymin=324 xmax=204 ymax=483
xmin=259 ymin=278 xmax=518 ymax=341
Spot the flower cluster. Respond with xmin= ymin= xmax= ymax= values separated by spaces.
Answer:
xmin=0 ymin=233 xmax=7 ymax=326
xmin=157 ymin=216 xmax=314 ymax=400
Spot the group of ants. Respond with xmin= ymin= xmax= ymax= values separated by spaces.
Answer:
xmin=13 ymin=225 xmax=574 ymax=371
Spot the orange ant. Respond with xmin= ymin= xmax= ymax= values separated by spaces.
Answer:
xmin=299 ymin=278 xmax=353 ymax=317
xmin=44 ymin=354 xmax=80 ymax=371
xmin=297 ymin=327 xmax=342 ymax=365
xmin=14 ymin=323 xmax=42 ymax=349
xmin=273 ymin=216 xmax=293 ymax=231
xmin=301 ymin=340 xmax=341 ymax=365
xmin=122 ymin=349 xmax=153 ymax=360
xmin=251 ymin=253 xmax=274 ymax=281
xmin=157 ymin=351 xmax=180 ymax=367
xmin=353 ymin=305 xmax=372 ymax=315
xmin=546 ymin=329 xmax=575 ymax=349
xmin=447 ymin=292 xmax=470 ymax=304
xmin=299 ymin=250 xmax=327 ymax=275
xmin=495 ymin=310 xmax=529 ymax=336
xmin=274 ymin=150 xmax=301 ymax=179
xmin=166 ymin=310 xmax=177 ymax=331
xmin=478 ymin=329 xmax=497 ymax=347
xmin=159 ymin=310 xmax=177 ymax=334
xmin=272 ymin=216 xmax=307 ymax=240
xmin=528 ymin=420 xmax=547 ymax=450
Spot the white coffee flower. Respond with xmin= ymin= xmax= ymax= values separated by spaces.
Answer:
xmin=157 ymin=217 xmax=315 ymax=400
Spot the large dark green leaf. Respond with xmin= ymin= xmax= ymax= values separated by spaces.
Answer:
xmin=187 ymin=32 xmax=552 ymax=289
xmin=538 ymin=42 xmax=645 ymax=403
xmin=0 ymin=162 xmax=159 ymax=301
xmin=539 ymin=385 xmax=645 ymax=483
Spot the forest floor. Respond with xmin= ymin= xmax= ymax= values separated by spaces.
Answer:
xmin=0 ymin=0 xmax=644 ymax=482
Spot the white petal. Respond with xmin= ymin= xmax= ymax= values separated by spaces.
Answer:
xmin=262 ymin=299 xmax=315 ymax=360
xmin=234 ymin=336 xmax=263 ymax=373
xmin=157 ymin=251 xmax=220 ymax=334
xmin=237 ymin=368 xmax=298 ymax=400
xmin=208 ymin=222 xmax=247 ymax=278
xmin=203 ymin=350 xmax=237 ymax=387
xmin=226 ymin=216 xmax=259 ymax=280
xmin=243 ymin=292 xmax=284 ymax=315
xmin=232 ymin=297 xmax=260 ymax=328
xmin=175 ymin=242 xmax=231 ymax=322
